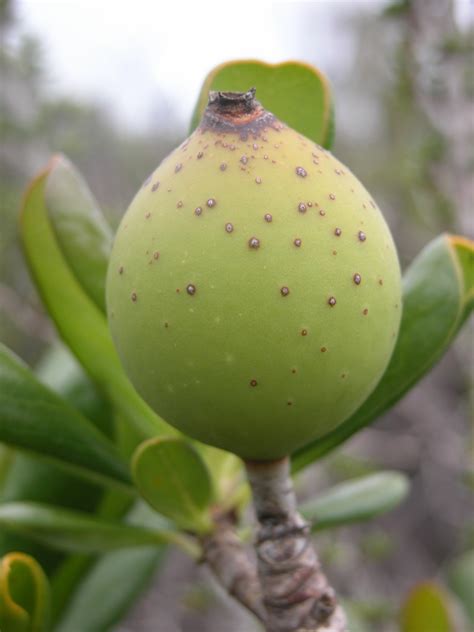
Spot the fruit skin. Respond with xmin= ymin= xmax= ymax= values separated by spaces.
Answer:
xmin=106 ymin=91 xmax=402 ymax=461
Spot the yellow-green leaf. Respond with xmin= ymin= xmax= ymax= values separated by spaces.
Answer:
xmin=190 ymin=60 xmax=333 ymax=147
xmin=400 ymin=582 xmax=454 ymax=632
xmin=0 ymin=552 xmax=50 ymax=632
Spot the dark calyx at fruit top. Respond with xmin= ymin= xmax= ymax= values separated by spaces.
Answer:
xmin=202 ymin=88 xmax=282 ymax=138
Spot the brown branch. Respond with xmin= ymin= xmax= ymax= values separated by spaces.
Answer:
xmin=200 ymin=514 xmax=266 ymax=623
xmin=245 ymin=458 xmax=347 ymax=632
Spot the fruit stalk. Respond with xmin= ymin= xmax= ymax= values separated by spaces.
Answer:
xmin=245 ymin=458 xmax=347 ymax=632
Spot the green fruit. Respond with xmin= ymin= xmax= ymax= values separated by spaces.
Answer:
xmin=106 ymin=90 xmax=402 ymax=461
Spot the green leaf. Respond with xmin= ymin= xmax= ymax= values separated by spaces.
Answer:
xmin=35 ymin=343 xmax=113 ymax=438
xmin=190 ymin=60 xmax=333 ymax=147
xmin=400 ymin=582 xmax=454 ymax=632
xmin=0 ymin=502 xmax=189 ymax=554
xmin=132 ymin=437 xmax=214 ymax=533
xmin=446 ymin=550 xmax=474 ymax=625
xmin=44 ymin=154 xmax=112 ymax=313
xmin=19 ymin=157 xmax=173 ymax=439
xmin=299 ymin=471 xmax=409 ymax=531
xmin=0 ymin=343 xmax=131 ymax=491
xmin=0 ymin=552 xmax=50 ymax=632
xmin=293 ymin=234 xmax=474 ymax=471
xmin=55 ymin=548 xmax=163 ymax=632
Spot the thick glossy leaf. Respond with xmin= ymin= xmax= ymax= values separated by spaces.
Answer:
xmin=0 ymin=552 xmax=50 ymax=632
xmin=0 ymin=344 xmax=131 ymax=491
xmin=446 ymin=550 xmax=474 ymax=625
xmin=132 ymin=437 xmax=214 ymax=533
xmin=44 ymin=154 xmax=112 ymax=313
xmin=0 ymin=445 xmax=14 ymax=492
xmin=35 ymin=343 xmax=113 ymax=437
xmin=55 ymin=548 xmax=163 ymax=632
xmin=400 ymin=582 xmax=453 ymax=632
xmin=293 ymin=234 xmax=474 ymax=471
xmin=300 ymin=471 xmax=409 ymax=531
xmin=19 ymin=157 xmax=173 ymax=439
xmin=48 ymin=492 xmax=139 ymax=624
xmin=190 ymin=60 xmax=333 ymax=147
xmin=0 ymin=502 xmax=191 ymax=554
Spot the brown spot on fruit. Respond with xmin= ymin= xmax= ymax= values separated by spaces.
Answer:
xmin=358 ymin=231 xmax=367 ymax=242
xmin=363 ymin=308 xmax=369 ymax=315
xmin=301 ymin=329 xmax=308 ymax=336
xmin=197 ymin=151 xmax=203 ymax=159
xmin=119 ymin=266 xmax=124 ymax=274
xmin=320 ymin=346 xmax=327 ymax=353
xmin=319 ymin=210 xmax=326 ymax=216
xmin=328 ymin=296 xmax=337 ymax=307
xmin=194 ymin=206 xmax=202 ymax=216
xmin=220 ymin=163 xmax=227 ymax=171
xmin=264 ymin=213 xmax=273 ymax=222
xmin=175 ymin=163 xmax=183 ymax=173
xmin=298 ymin=202 xmax=307 ymax=213
xmin=248 ymin=237 xmax=260 ymax=249
xmin=207 ymin=198 xmax=216 ymax=208
xmin=176 ymin=201 xmax=183 ymax=208
xmin=334 ymin=227 xmax=342 ymax=236
xmin=250 ymin=379 xmax=258 ymax=387
xmin=353 ymin=273 xmax=361 ymax=285
xmin=186 ymin=284 xmax=196 ymax=296
xmin=295 ymin=166 xmax=307 ymax=177
xmin=280 ymin=286 xmax=290 ymax=296
xmin=151 ymin=182 xmax=160 ymax=192
xmin=131 ymin=292 xmax=137 ymax=302
xmin=153 ymin=252 xmax=160 ymax=260
xmin=255 ymin=176 xmax=262 ymax=184
xmin=329 ymin=193 xmax=336 ymax=200
xmin=294 ymin=238 xmax=302 ymax=247
xmin=225 ymin=223 xmax=234 ymax=233
xmin=240 ymin=155 xmax=248 ymax=165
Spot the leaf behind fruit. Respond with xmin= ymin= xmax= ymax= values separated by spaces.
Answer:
xmin=190 ymin=59 xmax=334 ymax=147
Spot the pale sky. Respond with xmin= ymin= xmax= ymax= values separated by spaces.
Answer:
xmin=14 ymin=0 xmax=473 ymax=133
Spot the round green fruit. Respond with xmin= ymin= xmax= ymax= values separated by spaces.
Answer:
xmin=106 ymin=90 xmax=402 ymax=461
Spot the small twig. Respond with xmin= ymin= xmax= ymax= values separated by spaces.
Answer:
xmin=201 ymin=513 xmax=266 ymax=623
xmin=246 ymin=458 xmax=347 ymax=632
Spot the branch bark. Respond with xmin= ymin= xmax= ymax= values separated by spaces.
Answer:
xmin=201 ymin=513 xmax=266 ymax=623
xmin=245 ymin=458 xmax=347 ymax=632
